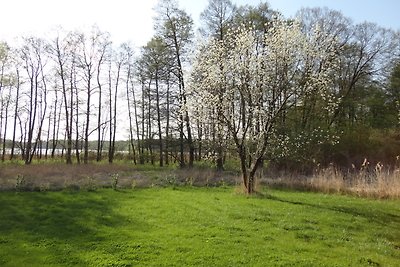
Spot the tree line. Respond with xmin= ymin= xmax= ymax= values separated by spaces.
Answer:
xmin=0 ymin=0 xmax=399 ymax=189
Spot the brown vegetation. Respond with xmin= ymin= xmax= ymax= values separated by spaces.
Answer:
xmin=0 ymin=162 xmax=240 ymax=191
xmin=262 ymin=161 xmax=400 ymax=199
xmin=1 ymin=159 xmax=399 ymax=199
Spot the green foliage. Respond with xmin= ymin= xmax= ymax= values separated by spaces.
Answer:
xmin=327 ymin=127 xmax=400 ymax=168
xmin=223 ymin=158 xmax=241 ymax=173
xmin=389 ymin=62 xmax=400 ymax=103
xmin=164 ymin=174 xmax=178 ymax=187
xmin=83 ymin=176 xmax=97 ymax=192
xmin=110 ymin=173 xmax=119 ymax=190
xmin=0 ymin=188 xmax=398 ymax=266
xmin=14 ymin=174 xmax=26 ymax=192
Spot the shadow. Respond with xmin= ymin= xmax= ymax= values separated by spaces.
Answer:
xmin=0 ymin=190 xmax=145 ymax=265
xmin=255 ymin=191 xmax=400 ymax=227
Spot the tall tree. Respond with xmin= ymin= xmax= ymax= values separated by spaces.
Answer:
xmin=20 ymin=37 xmax=49 ymax=164
xmin=1 ymin=85 xmax=11 ymax=161
xmin=199 ymin=0 xmax=236 ymax=170
xmin=0 ymin=42 xmax=11 ymax=95
xmin=78 ymin=27 xmax=111 ymax=164
xmin=50 ymin=30 xmax=79 ymax=164
xmin=332 ymin=22 xmax=399 ymax=127
xmin=0 ymin=42 xmax=11 ymax=161
xmin=155 ymin=0 xmax=195 ymax=167
xmin=108 ymin=45 xmax=124 ymax=163
xmin=121 ymin=43 xmax=137 ymax=163
xmin=388 ymin=62 xmax=400 ymax=126
xmin=50 ymin=88 xmax=63 ymax=158
xmin=140 ymin=37 xmax=169 ymax=166
xmin=200 ymin=0 xmax=236 ymax=40
xmin=10 ymin=66 xmax=21 ymax=160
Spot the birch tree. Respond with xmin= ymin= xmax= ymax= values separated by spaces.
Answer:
xmin=107 ymin=45 xmax=124 ymax=163
xmin=20 ymin=37 xmax=49 ymax=164
xmin=78 ymin=27 xmax=111 ymax=164
xmin=50 ymin=30 xmax=80 ymax=164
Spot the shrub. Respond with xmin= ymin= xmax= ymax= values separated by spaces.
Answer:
xmin=15 ymin=174 xmax=26 ymax=192
xmin=111 ymin=173 xmax=119 ymax=190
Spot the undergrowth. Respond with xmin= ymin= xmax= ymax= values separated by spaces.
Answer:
xmin=1 ymin=159 xmax=400 ymax=198
xmin=263 ymin=160 xmax=400 ymax=199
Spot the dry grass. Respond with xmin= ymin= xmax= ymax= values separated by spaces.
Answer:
xmin=1 ymin=159 xmax=399 ymax=198
xmin=263 ymin=161 xmax=400 ymax=199
xmin=0 ymin=162 xmax=147 ymax=191
xmin=0 ymin=161 xmax=240 ymax=191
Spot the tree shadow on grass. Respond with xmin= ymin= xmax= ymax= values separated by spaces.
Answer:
xmin=0 ymin=190 xmax=146 ymax=266
xmin=255 ymin=191 xmax=400 ymax=251
xmin=255 ymin=191 xmax=400 ymax=227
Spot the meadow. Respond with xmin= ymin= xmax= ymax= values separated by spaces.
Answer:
xmin=0 ymin=187 xmax=399 ymax=266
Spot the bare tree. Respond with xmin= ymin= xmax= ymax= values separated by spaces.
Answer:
xmin=77 ymin=27 xmax=111 ymax=164
xmin=1 ymin=85 xmax=11 ymax=161
xmin=155 ymin=0 xmax=195 ymax=167
xmin=332 ymin=22 xmax=400 ymax=126
xmin=140 ymin=37 xmax=170 ymax=166
xmin=122 ymin=43 xmax=137 ymax=164
xmin=50 ymin=30 xmax=80 ymax=164
xmin=95 ymin=36 xmax=111 ymax=162
xmin=200 ymin=0 xmax=236 ymax=40
xmin=108 ymin=45 xmax=124 ymax=163
xmin=10 ymin=67 xmax=21 ymax=160
xmin=20 ymin=37 xmax=49 ymax=164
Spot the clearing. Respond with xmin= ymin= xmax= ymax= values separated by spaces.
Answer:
xmin=0 ymin=187 xmax=399 ymax=266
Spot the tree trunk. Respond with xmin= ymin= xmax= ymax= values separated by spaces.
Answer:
xmin=51 ymin=97 xmax=62 ymax=158
xmin=45 ymin=111 xmax=51 ymax=159
xmin=179 ymin=67 xmax=194 ymax=168
xmin=1 ymin=96 xmax=9 ymax=162
xmin=75 ymin=84 xmax=81 ymax=164
xmin=147 ymin=80 xmax=154 ymax=165
xmin=140 ymin=81 xmax=146 ymax=164
xmin=84 ymin=72 xmax=91 ymax=164
xmin=108 ymin=62 xmax=113 ymax=163
xmin=155 ymin=72 xmax=163 ymax=167
xmin=126 ymin=68 xmax=137 ymax=164
xmin=96 ymin=60 xmax=103 ymax=162
xmin=10 ymin=69 xmax=20 ymax=160
xmin=239 ymin=151 xmax=248 ymax=192
xmin=25 ymin=74 xmax=38 ymax=165
xmin=165 ymin=79 xmax=170 ymax=165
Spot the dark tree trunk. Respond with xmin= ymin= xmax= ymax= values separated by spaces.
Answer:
xmin=165 ymin=79 xmax=170 ymax=165
xmin=126 ymin=68 xmax=137 ymax=164
xmin=1 ymin=96 xmax=10 ymax=162
xmin=10 ymin=69 xmax=20 ymax=160
xmin=96 ymin=60 xmax=103 ymax=162
xmin=155 ymin=73 xmax=163 ymax=167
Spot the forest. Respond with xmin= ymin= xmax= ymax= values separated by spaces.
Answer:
xmin=0 ymin=0 xmax=400 ymax=193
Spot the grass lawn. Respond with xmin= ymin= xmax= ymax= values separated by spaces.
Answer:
xmin=0 ymin=187 xmax=399 ymax=266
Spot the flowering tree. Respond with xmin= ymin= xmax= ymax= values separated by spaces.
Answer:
xmin=189 ymin=18 xmax=339 ymax=194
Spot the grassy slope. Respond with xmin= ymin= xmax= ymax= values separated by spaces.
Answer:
xmin=0 ymin=187 xmax=399 ymax=266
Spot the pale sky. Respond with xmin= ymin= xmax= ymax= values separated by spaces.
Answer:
xmin=0 ymin=0 xmax=399 ymax=48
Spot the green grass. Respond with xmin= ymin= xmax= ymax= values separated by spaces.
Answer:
xmin=0 ymin=187 xmax=399 ymax=266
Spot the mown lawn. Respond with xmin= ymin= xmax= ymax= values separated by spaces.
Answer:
xmin=0 ymin=187 xmax=399 ymax=266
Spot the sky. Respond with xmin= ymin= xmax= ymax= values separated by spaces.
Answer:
xmin=1 ymin=0 xmax=399 ymax=49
